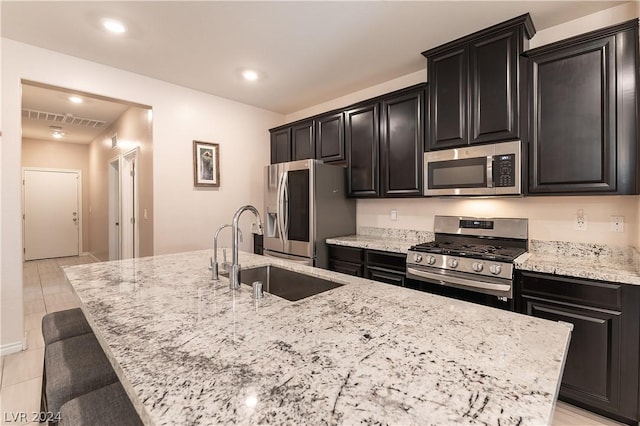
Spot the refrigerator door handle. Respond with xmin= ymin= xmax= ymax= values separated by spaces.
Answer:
xmin=277 ymin=170 xmax=286 ymax=244
xmin=282 ymin=171 xmax=289 ymax=241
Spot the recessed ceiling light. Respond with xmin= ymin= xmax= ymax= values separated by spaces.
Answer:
xmin=102 ymin=19 xmax=126 ymax=34
xmin=69 ymin=96 xmax=83 ymax=104
xmin=52 ymin=131 xmax=65 ymax=139
xmin=241 ymin=69 xmax=260 ymax=82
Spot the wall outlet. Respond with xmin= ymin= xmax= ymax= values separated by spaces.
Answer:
xmin=575 ymin=209 xmax=587 ymax=231
xmin=610 ymin=216 xmax=624 ymax=232
xmin=390 ymin=210 xmax=398 ymax=221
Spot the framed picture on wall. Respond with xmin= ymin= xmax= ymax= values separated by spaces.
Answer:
xmin=193 ymin=141 xmax=220 ymax=187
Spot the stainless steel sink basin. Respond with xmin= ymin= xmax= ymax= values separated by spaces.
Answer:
xmin=239 ymin=266 xmax=342 ymax=301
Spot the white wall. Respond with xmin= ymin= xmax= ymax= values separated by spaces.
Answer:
xmin=285 ymin=3 xmax=640 ymax=249
xmin=529 ymin=2 xmax=638 ymax=49
xmin=1 ymin=38 xmax=283 ymax=353
xmin=358 ymin=196 xmax=638 ymax=246
xmin=22 ymin=138 xmax=91 ymax=252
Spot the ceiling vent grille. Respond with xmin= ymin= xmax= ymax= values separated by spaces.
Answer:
xmin=22 ymin=108 xmax=107 ymax=128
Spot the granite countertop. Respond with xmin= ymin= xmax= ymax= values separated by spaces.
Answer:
xmin=329 ymin=228 xmax=640 ymax=286
xmin=63 ymin=250 xmax=571 ymax=425
xmin=326 ymin=226 xmax=434 ymax=254
xmin=516 ymin=241 xmax=640 ymax=286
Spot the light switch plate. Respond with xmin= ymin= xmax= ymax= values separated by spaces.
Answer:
xmin=390 ymin=210 xmax=398 ymax=221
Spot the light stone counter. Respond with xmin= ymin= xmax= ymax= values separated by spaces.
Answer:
xmin=326 ymin=226 xmax=434 ymax=254
xmin=328 ymin=228 xmax=640 ymax=286
xmin=515 ymin=240 xmax=640 ymax=286
xmin=63 ymin=250 xmax=571 ymax=425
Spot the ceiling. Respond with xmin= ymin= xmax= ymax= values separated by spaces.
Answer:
xmin=2 ymin=1 xmax=627 ymax=119
xmin=21 ymin=83 xmax=131 ymax=144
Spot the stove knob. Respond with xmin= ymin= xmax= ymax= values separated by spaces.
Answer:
xmin=448 ymin=259 xmax=459 ymax=268
xmin=472 ymin=262 xmax=484 ymax=272
xmin=489 ymin=264 xmax=502 ymax=275
xmin=427 ymin=255 xmax=437 ymax=265
xmin=413 ymin=254 xmax=423 ymax=263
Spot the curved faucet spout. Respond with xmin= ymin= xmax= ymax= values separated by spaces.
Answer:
xmin=211 ymin=224 xmax=242 ymax=280
xmin=230 ymin=205 xmax=263 ymax=290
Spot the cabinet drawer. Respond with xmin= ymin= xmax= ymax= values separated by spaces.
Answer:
xmin=329 ymin=260 xmax=362 ymax=277
xmin=520 ymin=271 xmax=621 ymax=311
xmin=365 ymin=250 xmax=406 ymax=272
xmin=366 ymin=266 xmax=406 ymax=287
xmin=328 ymin=244 xmax=363 ymax=264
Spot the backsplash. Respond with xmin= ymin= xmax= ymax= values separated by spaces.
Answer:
xmin=358 ymin=226 xmax=434 ymax=242
xmin=529 ymin=239 xmax=639 ymax=262
xmin=356 ymin=196 xmax=640 ymax=248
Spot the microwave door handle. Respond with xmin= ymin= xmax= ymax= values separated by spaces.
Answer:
xmin=486 ymin=156 xmax=494 ymax=188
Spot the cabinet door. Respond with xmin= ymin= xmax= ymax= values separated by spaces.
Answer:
xmin=469 ymin=28 xmax=518 ymax=144
xmin=291 ymin=120 xmax=314 ymax=161
xmin=366 ymin=266 xmax=405 ymax=287
xmin=345 ymin=103 xmax=380 ymax=197
xmin=315 ymin=112 xmax=345 ymax=162
xmin=523 ymin=297 xmax=626 ymax=415
xmin=528 ymin=37 xmax=616 ymax=193
xmin=380 ymin=88 xmax=424 ymax=197
xmin=270 ymin=128 xmax=291 ymax=164
xmin=428 ymin=46 xmax=468 ymax=150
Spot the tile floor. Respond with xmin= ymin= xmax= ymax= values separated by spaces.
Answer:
xmin=0 ymin=256 xmax=92 ymax=426
xmin=0 ymin=256 xmax=627 ymax=425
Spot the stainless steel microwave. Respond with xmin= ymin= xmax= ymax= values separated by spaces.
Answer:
xmin=424 ymin=140 xmax=522 ymax=196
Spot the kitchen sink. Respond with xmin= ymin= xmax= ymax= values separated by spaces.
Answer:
xmin=239 ymin=266 xmax=342 ymax=301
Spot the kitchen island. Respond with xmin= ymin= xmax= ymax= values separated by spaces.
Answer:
xmin=63 ymin=250 xmax=571 ymax=425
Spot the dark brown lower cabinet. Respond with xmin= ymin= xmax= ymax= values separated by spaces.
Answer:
xmin=328 ymin=245 xmax=411 ymax=289
xmin=519 ymin=271 xmax=640 ymax=423
xmin=328 ymin=259 xmax=362 ymax=277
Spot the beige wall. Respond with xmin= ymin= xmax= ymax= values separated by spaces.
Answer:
xmin=22 ymin=138 xmax=91 ymax=252
xmin=529 ymin=2 xmax=638 ymax=49
xmin=1 ymin=38 xmax=283 ymax=353
xmin=358 ymin=196 xmax=639 ymax=247
xmin=88 ymin=106 xmax=153 ymax=260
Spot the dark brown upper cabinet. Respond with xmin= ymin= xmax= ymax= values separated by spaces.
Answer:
xmin=422 ymin=14 xmax=535 ymax=151
xmin=315 ymin=111 xmax=345 ymax=163
xmin=525 ymin=19 xmax=639 ymax=195
xmin=291 ymin=120 xmax=314 ymax=161
xmin=345 ymin=84 xmax=426 ymax=198
xmin=345 ymin=102 xmax=380 ymax=197
xmin=380 ymin=88 xmax=425 ymax=197
xmin=270 ymin=127 xmax=291 ymax=164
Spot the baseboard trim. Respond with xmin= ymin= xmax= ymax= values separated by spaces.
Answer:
xmin=83 ymin=252 xmax=101 ymax=262
xmin=1 ymin=340 xmax=24 ymax=356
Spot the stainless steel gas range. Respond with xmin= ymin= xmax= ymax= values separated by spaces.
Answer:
xmin=406 ymin=216 xmax=528 ymax=311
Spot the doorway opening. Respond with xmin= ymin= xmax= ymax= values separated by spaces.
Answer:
xmin=109 ymin=148 xmax=140 ymax=260
xmin=21 ymin=80 xmax=153 ymax=261
xmin=22 ymin=168 xmax=82 ymax=260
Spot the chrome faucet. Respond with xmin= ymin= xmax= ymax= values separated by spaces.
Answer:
xmin=230 ymin=205 xmax=263 ymax=290
xmin=210 ymin=224 xmax=242 ymax=280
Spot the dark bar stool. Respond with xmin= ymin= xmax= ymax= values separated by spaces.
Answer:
xmin=58 ymin=382 xmax=143 ymax=426
xmin=42 ymin=308 xmax=92 ymax=345
xmin=43 ymin=333 xmax=119 ymax=416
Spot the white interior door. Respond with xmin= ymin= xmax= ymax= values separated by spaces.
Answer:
xmin=108 ymin=157 xmax=121 ymax=261
xmin=121 ymin=149 xmax=139 ymax=259
xmin=23 ymin=169 xmax=80 ymax=261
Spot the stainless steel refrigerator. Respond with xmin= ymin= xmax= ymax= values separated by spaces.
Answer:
xmin=263 ymin=159 xmax=356 ymax=268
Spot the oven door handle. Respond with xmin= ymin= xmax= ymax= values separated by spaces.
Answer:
xmin=406 ymin=266 xmax=511 ymax=293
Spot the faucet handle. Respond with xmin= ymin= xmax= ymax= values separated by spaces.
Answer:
xmin=253 ymin=222 xmax=264 ymax=236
